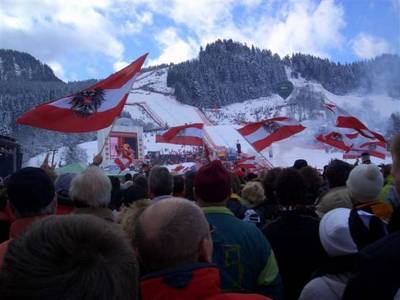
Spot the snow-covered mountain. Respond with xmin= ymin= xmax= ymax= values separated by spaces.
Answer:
xmin=3 ymin=43 xmax=397 ymax=168
xmin=27 ymin=65 xmax=398 ymax=168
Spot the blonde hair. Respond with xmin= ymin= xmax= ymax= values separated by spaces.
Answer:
xmin=240 ymin=181 xmax=265 ymax=208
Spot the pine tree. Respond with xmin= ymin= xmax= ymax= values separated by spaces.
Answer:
xmin=62 ymin=145 xmax=88 ymax=165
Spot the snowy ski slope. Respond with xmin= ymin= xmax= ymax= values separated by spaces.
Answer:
xmin=26 ymin=67 xmax=398 ymax=168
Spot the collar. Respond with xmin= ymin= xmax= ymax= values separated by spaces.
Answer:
xmin=141 ymin=263 xmax=221 ymax=299
xmin=10 ymin=216 xmax=47 ymax=239
xmin=202 ymin=206 xmax=234 ymax=216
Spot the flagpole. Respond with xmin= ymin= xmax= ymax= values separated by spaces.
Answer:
xmin=99 ymin=120 xmax=116 ymax=155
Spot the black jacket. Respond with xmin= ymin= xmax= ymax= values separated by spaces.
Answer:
xmin=342 ymin=232 xmax=400 ymax=300
xmin=263 ymin=210 xmax=328 ymax=300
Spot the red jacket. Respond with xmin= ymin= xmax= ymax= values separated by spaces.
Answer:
xmin=140 ymin=263 xmax=270 ymax=300
xmin=0 ymin=216 xmax=47 ymax=267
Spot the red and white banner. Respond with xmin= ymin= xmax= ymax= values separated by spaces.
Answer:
xmin=343 ymin=140 xmax=388 ymax=160
xmin=336 ymin=116 xmax=386 ymax=143
xmin=323 ymin=101 xmax=385 ymax=143
xmin=237 ymin=117 xmax=305 ymax=152
xmin=156 ymin=123 xmax=204 ymax=146
xmin=316 ymin=131 xmax=353 ymax=152
xmin=17 ymin=54 xmax=148 ymax=132
xmin=236 ymin=155 xmax=257 ymax=169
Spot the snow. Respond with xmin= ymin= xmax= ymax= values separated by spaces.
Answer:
xmin=13 ymin=62 xmax=21 ymax=76
xmin=26 ymin=66 xmax=398 ymax=169
xmin=204 ymin=95 xmax=288 ymax=125
xmin=285 ymin=67 xmax=400 ymax=133
xmin=126 ymin=68 xmax=207 ymax=127
xmin=25 ymin=141 xmax=98 ymax=167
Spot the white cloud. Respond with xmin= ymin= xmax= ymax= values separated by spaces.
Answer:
xmin=47 ymin=61 xmax=66 ymax=81
xmin=149 ymin=28 xmax=199 ymax=65
xmin=0 ymin=1 xmax=125 ymax=62
xmin=113 ymin=60 xmax=129 ymax=71
xmin=350 ymin=33 xmax=392 ymax=59
xmin=146 ymin=0 xmax=346 ymax=64
xmin=120 ymin=11 xmax=153 ymax=34
xmin=1 ymin=0 xmax=350 ymax=75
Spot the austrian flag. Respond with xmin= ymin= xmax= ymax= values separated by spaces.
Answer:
xmin=17 ymin=54 xmax=148 ymax=133
xmin=237 ymin=117 xmax=305 ymax=152
xmin=316 ymin=131 xmax=353 ymax=152
xmin=156 ymin=123 xmax=204 ymax=146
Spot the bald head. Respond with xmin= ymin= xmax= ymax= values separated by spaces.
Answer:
xmin=134 ymin=198 xmax=210 ymax=272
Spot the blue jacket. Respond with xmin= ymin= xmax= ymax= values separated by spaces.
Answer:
xmin=203 ymin=206 xmax=283 ymax=300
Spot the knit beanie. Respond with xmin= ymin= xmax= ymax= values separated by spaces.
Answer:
xmin=7 ymin=167 xmax=55 ymax=214
xmin=194 ymin=160 xmax=231 ymax=202
xmin=319 ymin=208 xmax=387 ymax=257
xmin=346 ymin=164 xmax=383 ymax=202
xmin=240 ymin=181 xmax=265 ymax=208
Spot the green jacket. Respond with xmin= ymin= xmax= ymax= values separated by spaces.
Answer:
xmin=203 ymin=206 xmax=283 ymax=300
xmin=380 ymin=175 xmax=394 ymax=202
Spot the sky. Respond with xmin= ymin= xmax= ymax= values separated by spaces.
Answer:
xmin=0 ymin=0 xmax=399 ymax=81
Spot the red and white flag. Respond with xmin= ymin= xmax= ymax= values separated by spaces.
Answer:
xmin=17 ymin=54 xmax=148 ymax=132
xmin=336 ymin=116 xmax=386 ymax=143
xmin=322 ymin=101 xmax=386 ymax=143
xmin=343 ymin=140 xmax=388 ymax=160
xmin=236 ymin=155 xmax=257 ymax=169
xmin=316 ymin=131 xmax=353 ymax=152
xmin=237 ymin=117 xmax=305 ymax=152
xmin=156 ymin=123 xmax=204 ymax=146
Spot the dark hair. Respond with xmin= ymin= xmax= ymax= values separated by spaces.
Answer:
xmin=108 ymin=176 xmax=122 ymax=210
xmin=184 ymin=171 xmax=196 ymax=201
xmin=276 ymin=168 xmax=307 ymax=206
xmin=261 ymin=167 xmax=282 ymax=203
xmin=173 ymin=175 xmax=185 ymax=196
xmin=380 ymin=164 xmax=392 ymax=180
xmin=124 ymin=173 xmax=133 ymax=182
xmin=133 ymin=175 xmax=148 ymax=195
xmin=244 ymin=172 xmax=257 ymax=182
xmin=123 ymin=183 xmax=147 ymax=206
xmin=148 ymin=166 xmax=173 ymax=197
xmin=300 ymin=166 xmax=323 ymax=204
xmin=326 ymin=159 xmax=353 ymax=188
xmin=6 ymin=167 xmax=55 ymax=216
xmin=0 ymin=215 xmax=138 ymax=300
xmin=293 ymin=159 xmax=308 ymax=170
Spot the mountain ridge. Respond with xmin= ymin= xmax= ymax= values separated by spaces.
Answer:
xmin=1 ymin=43 xmax=399 ymax=161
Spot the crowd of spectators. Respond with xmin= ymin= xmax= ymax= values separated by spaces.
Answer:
xmin=146 ymin=148 xmax=202 ymax=165
xmin=0 ymin=133 xmax=399 ymax=300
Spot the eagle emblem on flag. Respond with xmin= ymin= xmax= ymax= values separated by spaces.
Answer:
xmin=264 ymin=122 xmax=280 ymax=134
xmin=70 ymin=88 xmax=105 ymax=117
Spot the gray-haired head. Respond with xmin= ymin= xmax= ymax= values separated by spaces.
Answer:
xmin=69 ymin=166 xmax=112 ymax=207
xmin=134 ymin=198 xmax=212 ymax=272
xmin=148 ymin=166 xmax=173 ymax=198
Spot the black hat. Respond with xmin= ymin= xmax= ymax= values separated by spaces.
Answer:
xmin=293 ymin=159 xmax=308 ymax=170
xmin=7 ymin=167 xmax=55 ymax=214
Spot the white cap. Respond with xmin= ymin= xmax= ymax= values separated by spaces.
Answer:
xmin=319 ymin=208 xmax=358 ymax=257
xmin=346 ymin=164 xmax=383 ymax=202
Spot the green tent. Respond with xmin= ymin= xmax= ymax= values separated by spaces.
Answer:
xmin=56 ymin=163 xmax=87 ymax=175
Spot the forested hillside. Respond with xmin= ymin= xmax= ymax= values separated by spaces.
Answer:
xmin=167 ymin=39 xmax=400 ymax=107
xmin=0 ymin=50 xmax=96 ymax=159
